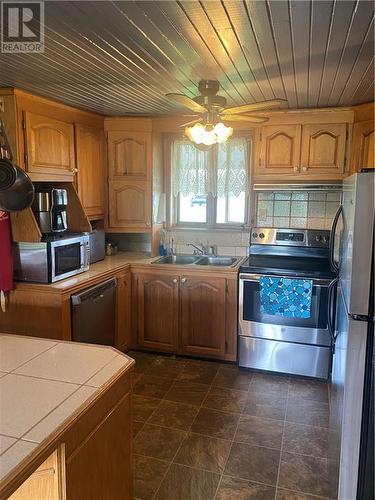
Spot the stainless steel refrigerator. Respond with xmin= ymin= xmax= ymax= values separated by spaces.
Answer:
xmin=330 ymin=170 xmax=374 ymax=500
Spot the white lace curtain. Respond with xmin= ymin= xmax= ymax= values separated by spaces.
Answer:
xmin=171 ymin=137 xmax=248 ymax=198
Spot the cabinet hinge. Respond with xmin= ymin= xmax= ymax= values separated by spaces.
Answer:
xmin=225 ymin=283 xmax=229 ymax=293
xmin=21 ymin=118 xmax=26 ymax=130
xmin=24 ymin=153 xmax=28 ymax=167
xmin=225 ymin=340 xmax=228 ymax=353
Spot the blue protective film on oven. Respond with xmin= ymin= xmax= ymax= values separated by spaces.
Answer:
xmin=259 ymin=277 xmax=313 ymax=318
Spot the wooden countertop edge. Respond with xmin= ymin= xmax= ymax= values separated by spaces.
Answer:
xmin=13 ymin=255 xmax=244 ymax=293
xmin=0 ymin=358 xmax=135 ymax=499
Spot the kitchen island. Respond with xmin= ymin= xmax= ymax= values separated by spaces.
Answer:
xmin=0 ymin=334 xmax=134 ymax=500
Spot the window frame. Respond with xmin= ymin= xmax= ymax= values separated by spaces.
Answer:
xmin=165 ymin=131 xmax=253 ymax=231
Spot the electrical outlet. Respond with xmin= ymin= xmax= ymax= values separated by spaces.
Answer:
xmin=258 ymin=208 xmax=268 ymax=221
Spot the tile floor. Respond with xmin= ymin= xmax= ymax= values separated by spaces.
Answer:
xmin=130 ymin=351 xmax=338 ymax=500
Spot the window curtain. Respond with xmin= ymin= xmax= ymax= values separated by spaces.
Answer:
xmin=172 ymin=137 xmax=248 ymax=197
xmin=217 ymin=137 xmax=248 ymax=197
xmin=172 ymin=139 xmax=210 ymax=197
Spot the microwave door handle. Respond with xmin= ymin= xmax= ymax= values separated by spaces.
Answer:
xmin=329 ymin=205 xmax=342 ymax=274
xmin=81 ymin=242 xmax=90 ymax=268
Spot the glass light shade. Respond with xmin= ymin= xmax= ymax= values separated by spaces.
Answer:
xmin=185 ymin=122 xmax=233 ymax=146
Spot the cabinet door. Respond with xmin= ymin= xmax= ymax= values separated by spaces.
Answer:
xmin=136 ymin=272 xmax=179 ymax=352
xmin=180 ymin=275 xmax=226 ymax=358
xmin=108 ymin=180 xmax=151 ymax=230
xmin=65 ymin=392 xmax=132 ymax=500
xmin=258 ymin=125 xmax=302 ymax=176
xmin=24 ymin=111 xmax=75 ymax=179
xmin=351 ymin=120 xmax=374 ymax=173
xmin=108 ymin=131 xmax=150 ymax=179
xmin=301 ymin=124 xmax=347 ymax=176
xmin=116 ymin=271 xmax=131 ymax=352
xmin=75 ymin=124 xmax=105 ymax=219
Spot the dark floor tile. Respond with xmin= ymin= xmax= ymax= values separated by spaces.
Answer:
xmin=213 ymin=366 xmax=253 ymax=391
xmin=289 ymin=379 xmax=329 ymax=403
xmin=148 ymin=400 xmax=198 ymax=430
xmin=132 ymin=372 xmax=143 ymax=385
xmin=164 ymin=381 xmax=210 ymax=406
xmin=234 ymin=415 xmax=284 ymax=449
xmin=191 ymin=407 xmax=240 ymax=439
xmin=244 ymin=392 xmax=287 ymax=421
xmin=133 ymin=395 xmax=160 ymax=422
xmin=129 ymin=351 xmax=157 ymax=374
xmin=154 ymin=463 xmax=220 ymax=500
xmin=249 ymin=373 xmax=290 ymax=397
xmin=286 ymin=398 xmax=329 ymax=428
xmin=283 ymin=422 xmax=330 ymax=458
xmin=177 ymin=362 xmax=218 ymax=385
xmin=278 ymin=452 xmax=338 ymax=499
xmin=133 ymin=455 xmax=169 ymax=499
xmin=147 ymin=355 xmax=185 ymax=379
xmin=133 ymin=420 xmax=144 ymax=438
xmin=134 ymin=424 xmax=186 ymax=461
xmin=276 ymin=489 xmax=325 ymax=500
xmin=133 ymin=374 xmax=173 ymax=399
xmin=225 ymin=442 xmax=280 ymax=485
xmin=174 ymin=432 xmax=231 ymax=473
xmin=203 ymin=386 xmax=248 ymax=413
xmin=216 ymin=475 xmax=276 ymax=499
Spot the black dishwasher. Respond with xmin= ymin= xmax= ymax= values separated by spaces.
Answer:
xmin=71 ymin=278 xmax=117 ymax=346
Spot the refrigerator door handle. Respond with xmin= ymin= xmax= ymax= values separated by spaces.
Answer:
xmin=329 ymin=204 xmax=343 ymax=273
xmin=328 ymin=278 xmax=338 ymax=346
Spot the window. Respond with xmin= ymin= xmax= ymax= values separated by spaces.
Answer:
xmin=169 ymin=136 xmax=250 ymax=228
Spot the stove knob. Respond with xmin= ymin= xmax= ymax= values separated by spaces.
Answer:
xmin=322 ymin=236 xmax=328 ymax=243
xmin=315 ymin=235 xmax=322 ymax=242
xmin=252 ymin=232 xmax=258 ymax=238
xmin=259 ymin=232 xmax=265 ymax=239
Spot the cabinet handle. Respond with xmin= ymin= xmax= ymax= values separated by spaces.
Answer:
xmin=293 ymin=166 xmax=299 ymax=172
xmin=181 ymin=277 xmax=187 ymax=284
xmin=173 ymin=278 xmax=178 ymax=284
xmin=302 ymin=166 xmax=308 ymax=172
xmin=72 ymin=167 xmax=78 ymax=174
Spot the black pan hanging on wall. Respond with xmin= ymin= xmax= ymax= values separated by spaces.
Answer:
xmin=0 ymin=119 xmax=34 ymax=211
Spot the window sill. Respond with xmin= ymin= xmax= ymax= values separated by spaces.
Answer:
xmin=168 ymin=225 xmax=250 ymax=233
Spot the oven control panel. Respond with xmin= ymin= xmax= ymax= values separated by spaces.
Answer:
xmin=251 ymin=228 xmax=330 ymax=247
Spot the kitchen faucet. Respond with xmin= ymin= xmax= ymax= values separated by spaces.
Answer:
xmin=187 ymin=243 xmax=217 ymax=256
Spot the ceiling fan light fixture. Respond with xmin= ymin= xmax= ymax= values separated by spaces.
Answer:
xmin=185 ymin=121 xmax=233 ymax=146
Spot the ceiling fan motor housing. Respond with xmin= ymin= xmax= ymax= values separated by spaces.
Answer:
xmin=194 ymin=80 xmax=226 ymax=110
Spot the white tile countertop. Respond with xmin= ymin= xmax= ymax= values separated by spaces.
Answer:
xmin=0 ymin=334 xmax=134 ymax=483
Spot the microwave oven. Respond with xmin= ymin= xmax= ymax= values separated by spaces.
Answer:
xmin=13 ymin=234 xmax=90 ymax=283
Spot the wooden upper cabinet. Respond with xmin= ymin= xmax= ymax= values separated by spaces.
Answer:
xmin=136 ymin=272 xmax=179 ymax=352
xmin=108 ymin=131 xmax=150 ymax=179
xmin=300 ymin=124 xmax=347 ymax=175
xmin=75 ymin=124 xmax=105 ymax=219
xmin=258 ymin=125 xmax=302 ymax=175
xmin=180 ymin=275 xmax=226 ymax=358
xmin=108 ymin=180 xmax=151 ymax=230
xmin=23 ymin=111 xmax=75 ymax=180
xmin=351 ymin=120 xmax=374 ymax=173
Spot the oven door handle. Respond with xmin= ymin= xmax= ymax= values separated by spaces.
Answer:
xmin=239 ymin=274 xmax=334 ymax=287
xmin=327 ymin=277 xmax=338 ymax=344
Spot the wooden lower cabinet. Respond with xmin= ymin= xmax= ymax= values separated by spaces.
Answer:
xmin=116 ymin=270 xmax=132 ymax=351
xmin=136 ymin=272 xmax=179 ymax=352
xmin=65 ymin=392 xmax=132 ymax=500
xmin=180 ymin=276 xmax=226 ymax=358
xmin=133 ymin=270 xmax=236 ymax=360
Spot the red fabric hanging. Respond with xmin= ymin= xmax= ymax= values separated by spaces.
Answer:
xmin=0 ymin=210 xmax=13 ymax=293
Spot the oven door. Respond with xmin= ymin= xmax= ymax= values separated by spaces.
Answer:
xmin=239 ymin=273 xmax=336 ymax=346
xmin=50 ymin=236 xmax=89 ymax=282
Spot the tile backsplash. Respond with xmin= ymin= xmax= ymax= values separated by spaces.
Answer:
xmin=256 ymin=190 xmax=341 ymax=230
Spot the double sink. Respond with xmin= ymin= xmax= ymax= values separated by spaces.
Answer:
xmin=151 ymin=254 xmax=240 ymax=267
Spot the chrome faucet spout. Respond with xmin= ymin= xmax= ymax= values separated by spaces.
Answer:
xmin=187 ymin=242 xmax=206 ymax=255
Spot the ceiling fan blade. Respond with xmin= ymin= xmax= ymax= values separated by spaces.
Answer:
xmin=221 ymin=114 xmax=269 ymax=123
xmin=165 ymin=93 xmax=206 ymax=113
xmin=180 ymin=118 xmax=202 ymax=127
xmin=224 ymin=98 xmax=287 ymax=115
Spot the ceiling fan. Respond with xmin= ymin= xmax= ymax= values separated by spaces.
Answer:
xmin=166 ymin=80 xmax=287 ymax=147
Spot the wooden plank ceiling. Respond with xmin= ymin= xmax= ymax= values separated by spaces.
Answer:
xmin=0 ymin=0 xmax=373 ymax=115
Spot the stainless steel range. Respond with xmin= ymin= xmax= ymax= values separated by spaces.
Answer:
xmin=238 ymin=228 xmax=337 ymax=379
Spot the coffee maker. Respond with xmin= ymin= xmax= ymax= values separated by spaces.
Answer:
xmin=32 ymin=188 xmax=68 ymax=234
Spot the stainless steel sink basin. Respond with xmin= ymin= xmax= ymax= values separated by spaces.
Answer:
xmin=151 ymin=255 xmax=200 ymax=265
xmin=195 ymin=256 xmax=238 ymax=266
